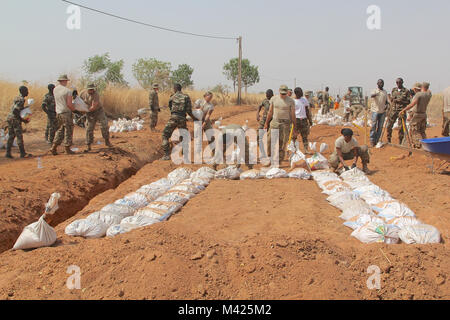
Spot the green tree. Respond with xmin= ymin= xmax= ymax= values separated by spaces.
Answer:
xmin=82 ymin=53 xmax=128 ymax=91
xmin=132 ymin=58 xmax=172 ymax=90
xmin=171 ymin=64 xmax=194 ymax=89
xmin=223 ymin=58 xmax=260 ymax=93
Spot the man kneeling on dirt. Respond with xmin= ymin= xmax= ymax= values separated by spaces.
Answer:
xmin=329 ymin=128 xmax=370 ymax=173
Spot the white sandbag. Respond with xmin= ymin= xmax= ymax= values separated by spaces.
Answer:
xmin=65 ymin=219 xmax=108 ymax=238
xmin=182 ymin=177 xmax=209 ymax=188
xmin=146 ymin=201 xmax=183 ymax=219
xmin=287 ymin=140 xmax=300 ymax=153
xmin=346 ymin=179 xmax=373 ymax=190
xmin=156 ymin=191 xmax=193 ymax=205
xmin=20 ymin=107 xmax=32 ymax=121
xmin=319 ymin=143 xmax=328 ymax=153
xmin=13 ymin=215 xmax=57 ymax=250
xmin=398 ymin=224 xmax=441 ymax=244
xmin=351 ymin=222 xmax=400 ymax=244
xmin=178 ymin=179 xmax=207 ymax=191
xmin=265 ymin=167 xmax=288 ymax=179
xmin=100 ymin=203 xmax=136 ymax=219
xmin=87 ymin=211 xmax=123 ymax=227
xmin=355 ymin=185 xmax=393 ymax=205
xmin=339 ymin=201 xmax=373 ymax=220
xmin=106 ymin=223 xmax=140 ymax=237
xmin=306 ymin=153 xmax=329 ymax=170
xmin=192 ymin=109 xmax=203 ymax=121
xmin=191 ymin=167 xmax=216 ymax=181
xmin=311 ymin=171 xmax=339 ymax=182
xmin=377 ymin=202 xmax=415 ymax=220
xmin=340 ymin=167 xmax=367 ymax=181
xmin=136 ymin=187 xmax=165 ymax=200
xmin=215 ymin=166 xmax=242 ymax=180
xmin=73 ymin=96 xmax=90 ymax=112
xmin=135 ymin=207 xmax=169 ymax=221
xmin=321 ymin=181 xmax=351 ymax=195
xmin=290 ymin=150 xmax=306 ymax=169
xmin=168 ymin=167 xmax=194 ymax=185
xmin=115 ymin=192 xmax=150 ymax=209
xmin=240 ymin=169 xmax=263 ymax=180
xmin=121 ymin=215 xmax=160 ymax=227
xmin=327 ymin=191 xmax=361 ymax=210
xmin=44 ymin=192 xmax=61 ymax=215
xmin=343 ymin=214 xmax=385 ymax=230
xmin=288 ymin=168 xmax=311 ymax=180
xmin=387 ymin=216 xmax=422 ymax=228
xmin=169 ymin=184 xmax=201 ymax=194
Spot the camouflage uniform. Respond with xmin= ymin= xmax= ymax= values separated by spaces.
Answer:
xmin=42 ymin=93 xmax=57 ymax=143
xmin=409 ymin=91 xmax=432 ymax=149
xmin=6 ymin=95 xmax=27 ymax=155
xmin=149 ymin=89 xmax=159 ymax=130
xmin=385 ymin=87 xmax=411 ymax=144
xmin=161 ymin=91 xmax=192 ymax=156
xmin=258 ymin=98 xmax=271 ymax=129
xmin=294 ymin=118 xmax=311 ymax=151
xmin=320 ymin=91 xmax=330 ymax=115
xmin=80 ymin=90 xmax=110 ymax=146
xmin=53 ymin=112 xmax=74 ymax=147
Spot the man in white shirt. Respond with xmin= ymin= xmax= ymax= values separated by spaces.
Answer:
xmin=369 ymin=79 xmax=388 ymax=147
xmin=194 ymin=91 xmax=215 ymax=143
xmin=328 ymin=128 xmax=370 ymax=173
xmin=293 ymin=87 xmax=313 ymax=153
xmin=51 ymin=74 xmax=76 ymax=155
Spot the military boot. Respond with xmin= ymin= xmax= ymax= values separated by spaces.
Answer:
xmin=19 ymin=145 xmax=32 ymax=158
xmin=362 ymin=163 xmax=370 ymax=174
xmin=5 ymin=148 xmax=13 ymax=159
xmin=84 ymin=144 xmax=92 ymax=153
xmin=50 ymin=144 xmax=58 ymax=156
xmin=105 ymin=139 xmax=113 ymax=148
xmin=65 ymin=146 xmax=75 ymax=155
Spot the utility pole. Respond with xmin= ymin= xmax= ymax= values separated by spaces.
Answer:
xmin=294 ymin=78 xmax=296 ymax=89
xmin=237 ymin=36 xmax=242 ymax=106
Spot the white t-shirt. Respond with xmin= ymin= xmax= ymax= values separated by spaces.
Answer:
xmin=294 ymin=97 xmax=309 ymax=119
xmin=335 ymin=136 xmax=359 ymax=153
xmin=370 ymin=88 xmax=388 ymax=113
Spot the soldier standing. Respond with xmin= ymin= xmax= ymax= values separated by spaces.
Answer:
xmin=400 ymin=82 xmax=432 ymax=148
xmin=79 ymin=84 xmax=112 ymax=152
xmin=149 ymin=83 xmax=160 ymax=132
xmin=256 ymin=89 xmax=274 ymax=130
xmin=161 ymin=83 xmax=198 ymax=160
xmin=264 ymin=85 xmax=295 ymax=164
xmin=293 ymin=87 xmax=313 ymax=153
xmin=5 ymin=86 xmax=32 ymax=158
xmin=321 ymin=87 xmax=330 ymax=115
xmin=385 ymin=78 xmax=411 ymax=144
xmin=50 ymin=74 xmax=76 ymax=155
xmin=42 ymin=84 xmax=57 ymax=144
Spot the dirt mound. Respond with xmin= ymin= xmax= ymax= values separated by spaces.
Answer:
xmin=0 ymin=107 xmax=448 ymax=300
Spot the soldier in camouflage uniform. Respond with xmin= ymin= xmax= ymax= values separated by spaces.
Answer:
xmin=5 ymin=86 xmax=32 ymax=158
xmin=256 ymin=89 xmax=274 ymax=158
xmin=80 ymin=84 xmax=112 ymax=152
xmin=42 ymin=84 xmax=57 ymax=144
xmin=149 ymin=83 xmax=160 ymax=132
xmin=161 ymin=83 xmax=198 ymax=160
xmin=385 ymin=78 xmax=412 ymax=144
xmin=321 ymin=87 xmax=330 ymax=115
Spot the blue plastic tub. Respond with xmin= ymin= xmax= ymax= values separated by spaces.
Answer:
xmin=421 ymin=137 xmax=450 ymax=155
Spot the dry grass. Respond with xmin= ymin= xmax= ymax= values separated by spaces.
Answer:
xmin=0 ymin=80 xmax=264 ymax=129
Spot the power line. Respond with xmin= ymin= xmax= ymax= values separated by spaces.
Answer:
xmin=61 ymin=0 xmax=238 ymax=40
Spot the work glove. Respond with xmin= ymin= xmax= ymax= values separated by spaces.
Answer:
xmin=351 ymin=163 xmax=357 ymax=169
xmin=343 ymin=166 xmax=350 ymax=171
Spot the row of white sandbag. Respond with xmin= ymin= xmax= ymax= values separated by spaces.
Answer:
xmin=109 ymin=118 xmax=145 ymax=133
xmin=214 ymin=165 xmax=312 ymax=181
xmin=65 ymin=167 xmax=214 ymax=238
xmin=311 ymin=168 xmax=440 ymax=244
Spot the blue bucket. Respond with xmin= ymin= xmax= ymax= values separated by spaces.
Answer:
xmin=421 ymin=137 xmax=450 ymax=155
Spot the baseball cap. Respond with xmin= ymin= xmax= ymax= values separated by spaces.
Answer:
xmin=412 ymin=82 xmax=422 ymax=90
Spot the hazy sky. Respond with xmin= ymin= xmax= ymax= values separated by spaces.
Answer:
xmin=1 ymin=0 xmax=449 ymax=95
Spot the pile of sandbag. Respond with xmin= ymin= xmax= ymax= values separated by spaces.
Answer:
xmin=65 ymin=167 xmax=213 ymax=238
xmin=311 ymin=168 xmax=441 ymax=244
xmin=109 ymin=118 xmax=144 ymax=133
xmin=313 ymin=112 xmax=372 ymax=128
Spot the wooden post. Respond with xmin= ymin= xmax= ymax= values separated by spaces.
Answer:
xmin=237 ymin=36 xmax=242 ymax=106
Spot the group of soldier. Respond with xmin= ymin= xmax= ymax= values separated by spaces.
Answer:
xmin=4 ymin=74 xmax=111 ymax=159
